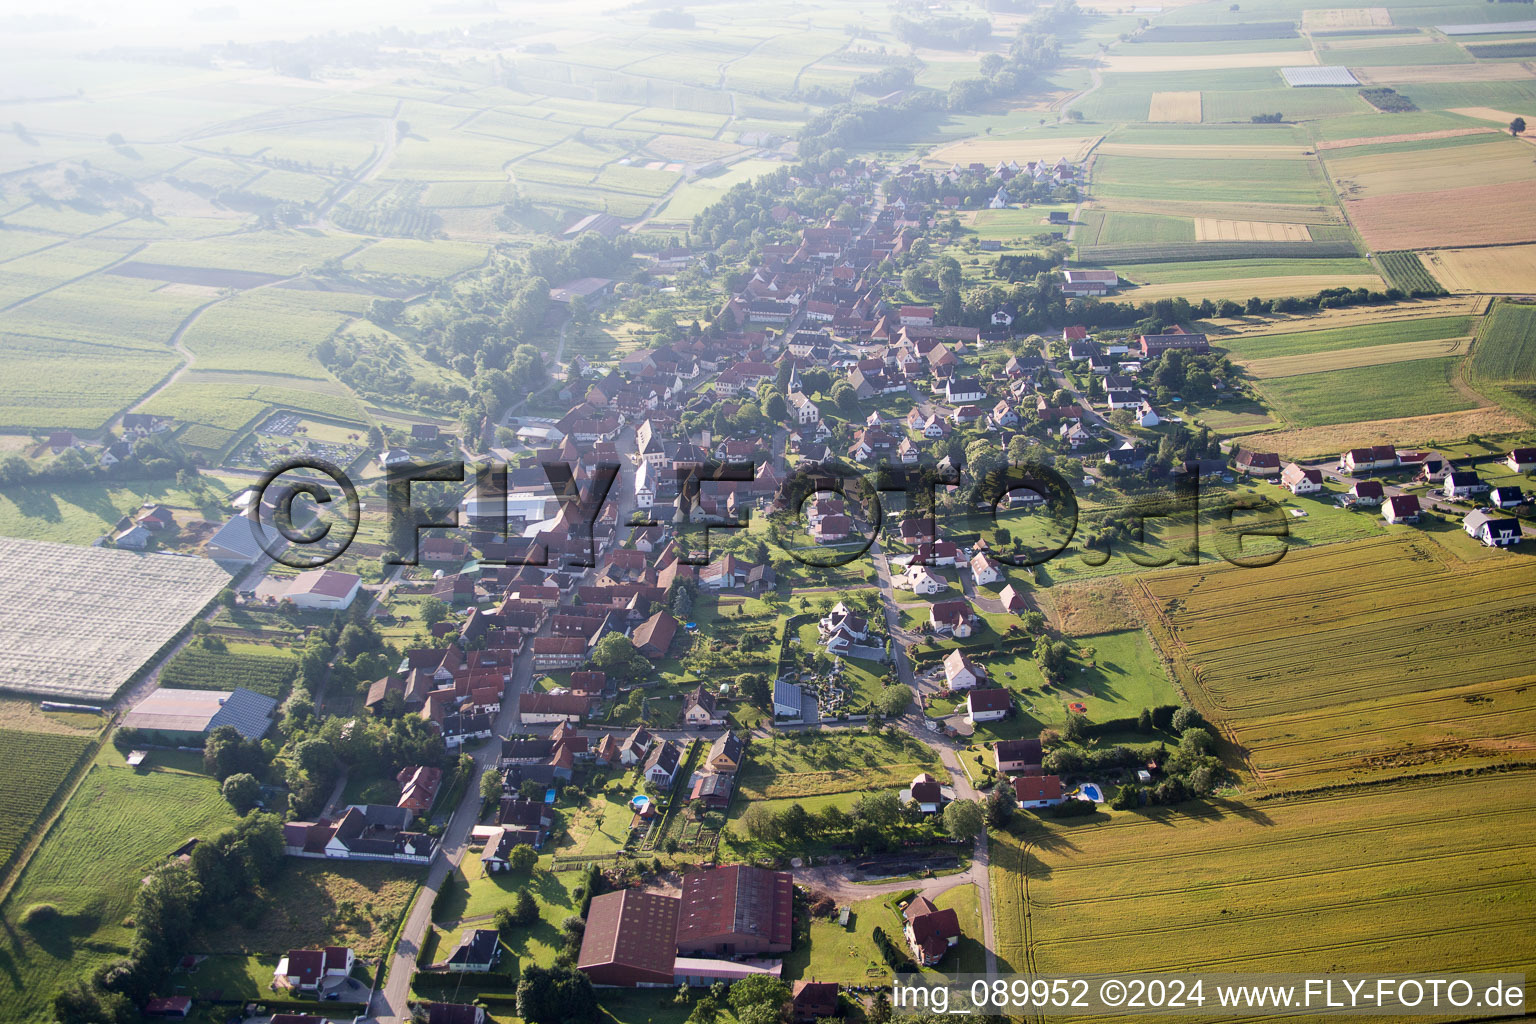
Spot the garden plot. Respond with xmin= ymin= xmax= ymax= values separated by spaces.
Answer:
xmin=0 ymin=539 xmax=230 ymax=702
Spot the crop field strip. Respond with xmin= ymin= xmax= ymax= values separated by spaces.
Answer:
xmin=1138 ymin=535 xmax=1536 ymax=786
xmin=1470 ymin=301 xmax=1536 ymax=380
xmin=997 ymin=774 xmax=1536 ymax=985
xmin=0 ymin=730 xmax=96 ymax=880
xmin=1238 ymin=335 xmax=1470 ymax=377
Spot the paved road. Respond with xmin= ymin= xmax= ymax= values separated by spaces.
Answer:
xmin=867 ymin=538 xmax=999 ymax=975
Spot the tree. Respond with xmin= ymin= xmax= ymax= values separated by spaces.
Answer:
xmin=738 ymin=673 xmax=771 ymax=711
xmin=1511 ymin=116 xmax=1526 ymax=137
xmin=517 ymin=964 xmax=599 ymax=1024
xmin=480 ymin=768 xmax=504 ymax=802
xmin=221 ymin=773 xmax=261 ymax=814
xmin=875 ymin=684 xmax=912 ymax=717
xmin=942 ymin=798 xmax=985 ymax=842
xmin=742 ymin=803 xmax=780 ymax=843
xmin=510 ymin=842 xmax=539 ymax=872
xmin=512 ymin=887 xmax=539 ymax=925
xmin=727 ymin=975 xmax=791 ymax=1018
xmin=591 ymin=633 xmax=647 ymax=676
xmin=986 ymin=783 xmax=1015 ymax=829
xmin=520 ymin=779 xmax=546 ymax=803
xmin=1171 ymin=705 xmax=1206 ymax=734
xmin=687 ymin=994 xmax=720 ymax=1024
xmin=419 ymin=597 xmax=450 ymax=629
xmin=869 ymin=991 xmax=893 ymax=1024
xmin=853 ymin=789 xmax=901 ymax=828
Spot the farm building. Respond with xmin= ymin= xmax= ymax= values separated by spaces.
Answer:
xmin=204 ymin=514 xmax=271 ymax=564
xmin=1061 ymin=270 xmax=1119 ymax=297
xmin=121 ymin=686 xmax=278 ymax=743
xmin=280 ymin=568 xmax=362 ymax=610
xmin=675 ymin=864 xmax=794 ymax=956
xmin=1139 ymin=332 xmax=1209 ymax=357
xmin=578 ymin=889 xmax=682 ymax=987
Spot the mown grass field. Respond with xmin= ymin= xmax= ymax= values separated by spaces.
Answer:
xmin=993 ymin=773 xmax=1536 ymax=985
xmin=0 ymin=763 xmax=239 ymax=1024
xmin=1138 ymin=534 xmax=1536 ymax=789
xmin=1253 ymin=355 xmax=1474 ymax=427
xmin=1092 ymin=154 xmax=1334 ymax=205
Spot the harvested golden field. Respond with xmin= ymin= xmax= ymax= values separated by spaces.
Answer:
xmin=1239 ymin=335 xmax=1470 ymax=378
xmin=1229 ymin=406 xmax=1524 ymax=457
xmin=1194 ymin=218 xmax=1311 ymax=242
xmin=1346 ymin=179 xmax=1536 ymax=249
xmin=1316 ymin=126 xmax=1496 ymax=150
xmin=1355 ymin=63 xmax=1536 ymax=85
xmin=1421 ymin=244 xmax=1536 ymax=294
xmin=1139 ymin=534 xmax=1536 ymax=787
xmin=1210 ymin=295 xmax=1488 ymax=336
xmin=1123 ymin=274 xmax=1384 ymax=303
xmin=1100 ymin=50 xmax=1317 ymax=72
xmin=994 ymin=773 xmax=1536 ymax=982
xmin=1089 ymin=196 xmax=1344 ymax=224
xmin=922 ymin=134 xmax=1101 ymax=168
xmin=1449 ymin=105 xmax=1535 ymax=124
xmin=1147 ymin=91 xmax=1201 ymax=122
xmin=1329 ymin=138 xmax=1535 ymax=198
xmin=1302 ymin=6 xmax=1391 ymax=28
xmin=1097 ymin=142 xmax=1311 ymax=158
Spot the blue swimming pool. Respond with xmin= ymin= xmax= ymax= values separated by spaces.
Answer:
xmin=1080 ymin=783 xmax=1104 ymax=803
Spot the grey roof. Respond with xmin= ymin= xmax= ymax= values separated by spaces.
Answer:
xmin=446 ymin=929 xmax=500 ymax=967
xmin=205 ymin=515 xmax=270 ymax=562
xmin=123 ymin=686 xmax=276 ymax=740
xmin=208 ymin=687 xmax=280 ymax=739
xmin=774 ymin=680 xmax=805 ymax=715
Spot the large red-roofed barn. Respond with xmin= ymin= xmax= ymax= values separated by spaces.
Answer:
xmin=676 ymin=864 xmax=794 ymax=956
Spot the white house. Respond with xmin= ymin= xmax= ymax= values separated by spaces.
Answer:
xmin=969 ymin=552 xmax=1002 ymax=585
xmin=945 ymin=378 xmax=985 ymax=404
xmin=1464 ymin=510 xmax=1522 ymax=547
xmin=898 ymin=564 xmax=947 ymax=595
xmin=1014 ymin=774 xmax=1064 ymax=809
xmin=282 ymin=569 xmax=362 ymax=611
xmin=942 ymin=649 xmax=983 ymax=691
xmin=788 ymin=391 xmax=820 ymax=425
xmin=966 ymin=688 xmax=1011 ymax=724
xmin=1280 ymin=463 xmax=1323 ymax=496
xmin=1135 ymin=401 xmax=1160 ymax=427
xmin=1505 ymin=447 xmax=1536 ymax=473
xmin=642 ymin=740 xmax=681 ymax=786
xmin=1444 ymin=472 xmax=1489 ymax=500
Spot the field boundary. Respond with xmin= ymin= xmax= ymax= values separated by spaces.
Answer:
xmin=0 ymin=735 xmax=110 ymax=914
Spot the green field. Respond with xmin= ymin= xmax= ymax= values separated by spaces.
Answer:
xmin=1472 ymin=301 xmax=1536 ymax=381
xmin=1111 ymin=256 xmax=1375 ymax=284
xmin=1093 ymin=155 xmax=1333 ymax=205
xmin=0 ymin=763 xmax=239 ymax=1024
xmin=993 ymin=773 xmax=1536 ymax=983
xmin=1078 ymin=210 xmax=1195 ymax=246
xmin=1220 ymin=315 xmax=1473 ymax=359
xmin=1254 ymin=355 xmax=1474 ymax=427
xmin=0 ymin=729 xmax=95 ymax=877
xmin=160 ymin=642 xmax=298 ymax=700
xmin=0 ymin=334 xmax=180 ymax=431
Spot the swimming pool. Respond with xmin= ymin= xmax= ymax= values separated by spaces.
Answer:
xmin=1079 ymin=783 xmax=1104 ymax=803
xmin=630 ymin=794 xmax=651 ymax=812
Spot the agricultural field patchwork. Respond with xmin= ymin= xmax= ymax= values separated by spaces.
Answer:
xmin=1423 ymin=246 xmax=1536 ymax=295
xmin=1253 ymin=354 xmax=1475 ymax=426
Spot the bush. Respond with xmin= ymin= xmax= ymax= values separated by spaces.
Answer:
xmin=1050 ymin=798 xmax=1096 ymax=818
